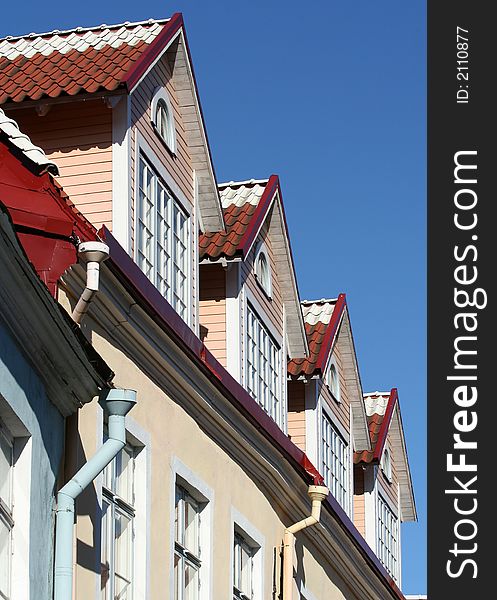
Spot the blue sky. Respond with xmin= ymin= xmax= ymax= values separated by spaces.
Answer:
xmin=1 ymin=0 xmax=426 ymax=593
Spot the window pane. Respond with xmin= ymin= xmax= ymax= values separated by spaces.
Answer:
xmin=115 ymin=446 xmax=134 ymax=505
xmin=115 ymin=510 xmax=133 ymax=600
xmin=184 ymin=497 xmax=198 ymax=556
xmin=184 ymin=563 xmax=199 ymax=600
xmin=321 ymin=413 xmax=349 ymax=514
xmin=0 ymin=432 xmax=12 ymax=507
xmin=0 ymin=514 xmax=11 ymax=600
xmin=174 ymin=553 xmax=181 ymax=600
xmin=101 ymin=499 xmax=111 ymax=600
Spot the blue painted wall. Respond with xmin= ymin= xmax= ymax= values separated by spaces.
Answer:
xmin=0 ymin=316 xmax=65 ymax=599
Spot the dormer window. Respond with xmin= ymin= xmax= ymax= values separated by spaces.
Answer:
xmin=381 ymin=447 xmax=392 ymax=482
xmin=255 ymin=244 xmax=271 ymax=297
xmin=151 ymin=89 xmax=176 ymax=153
xmin=326 ymin=361 xmax=340 ymax=402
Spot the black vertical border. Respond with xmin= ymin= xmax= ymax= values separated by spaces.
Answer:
xmin=428 ymin=2 xmax=494 ymax=597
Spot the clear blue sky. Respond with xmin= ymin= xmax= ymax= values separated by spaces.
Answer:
xmin=1 ymin=1 xmax=426 ymax=594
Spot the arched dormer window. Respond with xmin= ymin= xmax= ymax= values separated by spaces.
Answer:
xmin=255 ymin=244 xmax=271 ymax=297
xmin=381 ymin=447 xmax=392 ymax=482
xmin=326 ymin=360 xmax=340 ymax=402
xmin=151 ymin=88 xmax=176 ymax=153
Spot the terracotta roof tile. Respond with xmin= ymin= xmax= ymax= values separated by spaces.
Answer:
xmin=353 ymin=392 xmax=392 ymax=464
xmin=199 ymin=180 xmax=267 ymax=260
xmin=0 ymin=20 xmax=166 ymax=104
xmin=288 ymin=299 xmax=339 ymax=377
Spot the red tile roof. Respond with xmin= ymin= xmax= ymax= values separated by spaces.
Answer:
xmin=288 ymin=296 xmax=346 ymax=378
xmin=354 ymin=390 xmax=397 ymax=464
xmin=0 ymin=19 xmax=170 ymax=104
xmin=199 ymin=178 xmax=275 ymax=260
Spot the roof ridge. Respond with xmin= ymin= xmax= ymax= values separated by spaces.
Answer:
xmin=0 ymin=107 xmax=58 ymax=174
xmin=301 ymin=297 xmax=338 ymax=305
xmin=218 ymin=178 xmax=269 ymax=189
xmin=0 ymin=17 xmax=170 ymax=43
xmin=364 ymin=391 xmax=391 ymax=397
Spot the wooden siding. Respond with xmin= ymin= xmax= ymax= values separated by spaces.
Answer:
xmin=287 ymin=381 xmax=306 ymax=451
xmin=377 ymin=431 xmax=400 ymax=512
xmin=9 ymin=100 xmax=113 ymax=229
xmin=319 ymin=336 xmax=351 ymax=437
xmin=199 ymin=264 xmax=227 ymax=367
xmin=241 ymin=217 xmax=284 ymax=337
xmin=130 ymin=50 xmax=193 ymax=223
xmin=353 ymin=466 xmax=366 ymax=537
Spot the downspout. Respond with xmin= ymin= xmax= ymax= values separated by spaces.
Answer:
xmin=72 ymin=241 xmax=109 ymax=324
xmin=282 ymin=484 xmax=329 ymax=600
xmin=54 ymin=388 xmax=136 ymax=600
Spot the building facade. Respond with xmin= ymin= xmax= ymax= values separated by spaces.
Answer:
xmin=0 ymin=13 xmax=416 ymax=600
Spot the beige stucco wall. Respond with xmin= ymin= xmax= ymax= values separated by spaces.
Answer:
xmin=71 ymin=326 xmax=361 ymax=600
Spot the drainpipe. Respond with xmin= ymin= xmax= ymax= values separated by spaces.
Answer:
xmin=282 ymin=484 xmax=329 ymax=600
xmin=72 ymin=241 xmax=109 ymax=324
xmin=54 ymin=388 xmax=137 ymax=600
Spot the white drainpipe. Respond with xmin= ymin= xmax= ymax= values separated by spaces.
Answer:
xmin=53 ymin=388 xmax=136 ymax=600
xmin=282 ymin=485 xmax=329 ymax=600
xmin=72 ymin=241 xmax=109 ymax=325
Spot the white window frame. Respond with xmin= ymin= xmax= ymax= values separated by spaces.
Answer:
xmin=174 ymin=485 xmax=202 ymax=600
xmin=325 ymin=356 xmax=341 ymax=403
xmin=376 ymin=493 xmax=400 ymax=582
xmin=230 ymin=509 xmax=264 ymax=600
xmin=319 ymin=403 xmax=350 ymax=515
xmin=254 ymin=242 xmax=272 ymax=298
xmin=135 ymin=150 xmax=191 ymax=323
xmin=170 ymin=458 xmax=213 ymax=600
xmin=245 ymin=302 xmax=282 ymax=427
xmin=381 ymin=447 xmax=393 ymax=483
xmin=151 ymin=88 xmax=176 ymax=154
xmin=0 ymin=420 xmax=14 ymax=600
xmin=101 ymin=441 xmax=137 ymax=600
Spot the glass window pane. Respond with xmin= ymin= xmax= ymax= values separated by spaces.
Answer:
xmin=184 ymin=563 xmax=198 ymax=600
xmin=115 ymin=510 xmax=132 ymax=600
xmin=0 ymin=515 xmax=11 ymax=600
xmin=184 ymin=497 xmax=198 ymax=556
xmin=0 ymin=432 xmax=12 ymax=507
xmin=101 ymin=499 xmax=111 ymax=600
xmin=174 ymin=553 xmax=181 ymax=600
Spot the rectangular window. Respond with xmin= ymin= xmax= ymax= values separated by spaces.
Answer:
xmin=321 ymin=411 xmax=349 ymax=514
xmin=233 ymin=533 xmax=254 ymax=600
xmin=246 ymin=305 xmax=281 ymax=426
xmin=377 ymin=495 xmax=399 ymax=581
xmin=101 ymin=444 xmax=136 ymax=600
xmin=0 ymin=422 xmax=13 ymax=600
xmin=174 ymin=486 xmax=201 ymax=600
xmin=137 ymin=154 xmax=189 ymax=321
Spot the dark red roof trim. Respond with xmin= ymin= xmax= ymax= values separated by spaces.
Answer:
xmin=122 ymin=13 xmax=183 ymax=92
xmin=373 ymin=388 xmax=398 ymax=462
xmin=314 ymin=293 xmax=346 ymax=372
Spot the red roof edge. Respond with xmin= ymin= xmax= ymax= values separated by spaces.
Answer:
xmin=122 ymin=13 xmax=184 ymax=91
xmin=237 ymin=174 xmax=279 ymax=256
xmin=372 ymin=388 xmax=398 ymax=462
xmin=314 ymin=293 xmax=347 ymax=373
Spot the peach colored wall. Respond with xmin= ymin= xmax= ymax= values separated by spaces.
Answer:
xmin=9 ymin=100 xmax=113 ymax=230
xmin=353 ymin=466 xmax=366 ymax=537
xmin=199 ymin=264 xmax=227 ymax=367
xmin=377 ymin=432 xmax=399 ymax=510
xmin=287 ymin=380 xmax=306 ymax=451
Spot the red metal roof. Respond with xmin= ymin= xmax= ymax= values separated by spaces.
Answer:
xmin=0 ymin=17 xmax=184 ymax=105
xmin=288 ymin=295 xmax=346 ymax=378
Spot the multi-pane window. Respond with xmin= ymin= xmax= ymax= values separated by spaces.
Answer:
xmin=246 ymin=305 xmax=281 ymax=426
xmin=155 ymin=99 xmax=175 ymax=150
xmin=0 ymin=423 xmax=13 ymax=600
xmin=381 ymin=448 xmax=392 ymax=482
xmin=255 ymin=251 xmax=271 ymax=297
xmin=137 ymin=154 xmax=189 ymax=320
xmin=327 ymin=363 xmax=340 ymax=402
xmin=321 ymin=411 xmax=349 ymax=514
xmin=174 ymin=486 xmax=201 ymax=600
xmin=101 ymin=444 xmax=136 ymax=600
xmin=377 ymin=495 xmax=399 ymax=581
xmin=233 ymin=533 xmax=254 ymax=600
